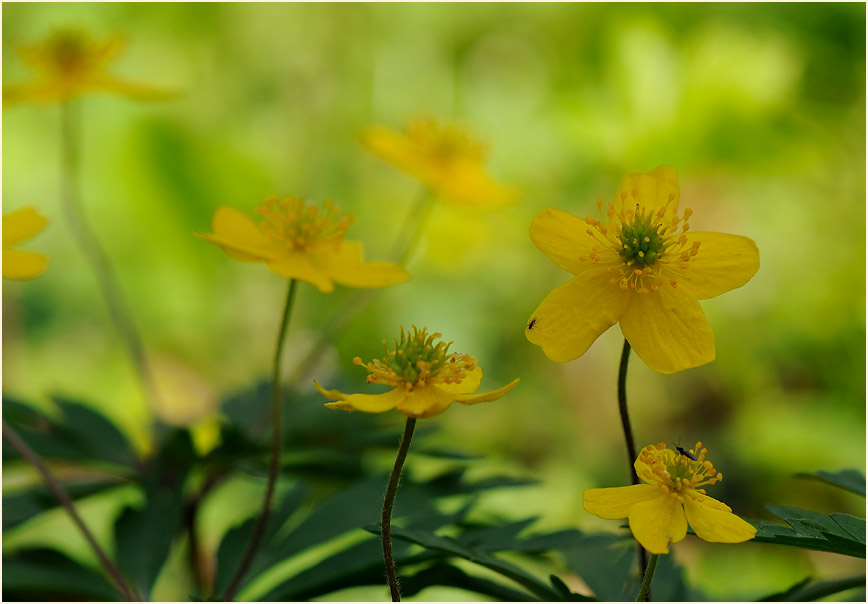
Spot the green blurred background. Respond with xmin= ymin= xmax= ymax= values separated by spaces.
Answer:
xmin=3 ymin=2 xmax=865 ymax=600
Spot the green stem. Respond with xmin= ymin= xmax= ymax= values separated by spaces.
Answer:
xmin=635 ymin=553 xmax=659 ymax=602
xmin=382 ymin=417 xmax=417 ymax=602
xmin=617 ymin=339 xmax=649 ymax=586
xmin=222 ymin=279 xmax=298 ymax=601
xmin=285 ymin=190 xmax=433 ymax=388
xmin=2 ymin=421 xmax=139 ymax=602
xmin=59 ymin=101 xmax=161 ymax=424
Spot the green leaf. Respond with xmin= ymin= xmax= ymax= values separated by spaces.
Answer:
xmin=403 ymin=564 xmax=544 ymax=601
xmin=751 ymin=505 xmax=866 ymax=558
xmin=213 ymin=483 xmax=309 ymax=597
xmin=387 ymin=525 xmax=564 ymax=601
xmin=561 ymin=533 xmax=636 ymax=601
xmin=2 ymin=548 xmax=122 ymax=601
xmin=759 ymin=574 xmax=866 ymax=601
xmin=795 ymin=469 xmax=866 ymax=497
xmin=3 ymin=478 xmax=124 ymax=530
xmin=114 ymin=430 xmax=195 ymax=598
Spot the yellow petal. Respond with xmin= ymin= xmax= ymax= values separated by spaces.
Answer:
xmin=682 ymin=232 xmax=760 ymax=300
xmin=87 ymin=74 xmax=176 ymax=101
xmin=313 ymin=241 xmax=410 ymax=289
xmin=437 ymin=161 xmax=516 ymax=207
xmin=266 ymin=253 xmax=334 ymax=293
xmin=314 ymin=380 xmax=407 ymax=414
xmin=455 ymin=378 xmax=520 ymax=406
xmin=3 ymin=250 xmax=48 ymax=280
xmin=684 ymin=493 xmax=756 ymax=544
xmin=618 ymin=285 xmax=715 ymax=374
xmin=628 ymin=494 xmax=688 ymax=554
xmin=529 ymin=208 xmax=600 ymax=275
xmin=436 ymin=365 xmax=483 ymax=395
xmin=197 ymin=206 xmax=280 ymax=261
xmin=526 ymin=268 xmax=631 ymax=362
xmin=583 ymin=483 xmax=661 ymax=519
xmin=396 ymin=384 xmax=455 ymax=418
xmin=614 ymin=165 xmax=679 ymax=215
xmin=3 ymin=206 xmax=47 ymax=246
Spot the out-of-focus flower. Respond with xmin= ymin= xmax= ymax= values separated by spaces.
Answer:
xmin=315 ymin=326 xmax=519 ymax=418
xmin=3 ymin=206 xmax=48 ymax=280
xmin=583 ymin=442 xmax=757 ymax=554
xmin=361 ymin=117 xmax=516 ymax=207
xmin=198 ymin=196 xmax=410 ymax=293
xmin=3 ymin=28 xmax=170 ymax=105
xmin=526 ymin=166 xmax=759 ymax=373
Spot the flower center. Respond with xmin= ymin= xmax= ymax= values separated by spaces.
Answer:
xmin=44 ymin=30 xmax=92 ymax=73
xmin=637 ymin=442 xmax=723 ymax=498
xmin=354 ymin=326 xmax=477 ymax=390
xmin=406 ymin=119 xmax=485 ymax=163
xmin=581 ymin=188 xmax=701 ymax=295
xmin=256 ymin=196 xmax=354 ymax=252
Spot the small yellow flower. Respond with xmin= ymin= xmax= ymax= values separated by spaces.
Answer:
xmin=526 ymin=166 xmax=759 ymax=373
xmin=197 ymin=196 xmax=410 ymax=293
xmin=3 ymin=206 xmax=48 ymax=280
xmin=315 ymin=326 xmax=519 ymax=418
xmin=583 ymin=442 xmax=756 ymax=554
xmin=360 ymin=117 xmax=516 ymax=207
xmin=3 ymin=28 xmax=169 ymax=105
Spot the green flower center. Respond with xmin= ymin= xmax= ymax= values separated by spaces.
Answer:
xmin=355 ymin=326 xmax=477 ymax=389
xmin=617 ymin=214 xmax=665 ymax=268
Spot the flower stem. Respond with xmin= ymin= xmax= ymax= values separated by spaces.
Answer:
xmin=2 ymin=421 xmax=139 ymax=602
xmin=382 ymin=417 xmax=417 ymax=602
xmin=59 ymin=101 xmax=161 ymax=427
xmin=222 ymin=278 xmax=298 ymax=602
xmin=635 ymin=553 xmax=659 ymax=602
xmin=617 ymin=339 xmax=649 ymax=587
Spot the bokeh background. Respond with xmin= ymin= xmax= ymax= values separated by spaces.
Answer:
xmin=3 ymin=2 xmax=865 ymax=600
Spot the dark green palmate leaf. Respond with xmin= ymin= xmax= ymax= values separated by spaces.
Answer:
xmin=2 ymin=547 xmax=122 ymax=601
xmin=795 ymin=469 xmax=866 ymax=497
xmin=2 ymin=396 xmax=138 ymax=469
xmin=751 ymin=505 xmax=866 ymax=558
xmin=758 ymin=573 xmax=866 ymax=601
xmin=114 ymin=429 xmax=195 ymax=599
xmin=3 ymin=478 xmax=126 ymax=531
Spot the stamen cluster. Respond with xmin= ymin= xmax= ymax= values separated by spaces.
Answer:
xmin=638 ymin=442 xmax=723 ymax=500
xmin=257 ymin=196 xmax=354 ymax=252
xmin=405 ymin=118 xmax=486 ymax=163
xmin=354 ymin=326 xmax=477 ymax=390
xmin=39 ymin=30 xmax=96 ymax=75
xmin=581 ymin=189 xmax=701 ymax=295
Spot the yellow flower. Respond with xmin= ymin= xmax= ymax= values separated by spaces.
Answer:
xmin=315 ymin=326 xmax=519 ymax=418
xmin=3 ymin=28 xmax=169 ymax=105
xmin=360 ymin=117 xmax=516 ymax=207
xmin=583 ymin=442 xmax=756 ymax=554
xmin=525 ymin=166 xmax=759 ymax=374
xmin=197 ymin=196 xmax=410 ymax=293
xmin=3 ymin=206 xmax=48 ymax=280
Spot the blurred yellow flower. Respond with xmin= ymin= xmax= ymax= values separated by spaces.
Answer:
xmin=361 ymin=117 xmax=516 ymax=207
xmin=198 ymin=196 xmax=410 ymax=293
xmin=3 ymin=28 xmax=169 ymax=105
xmin=583 ymin=442 xmax=756 ymax=554
xmin=526 ymin=166 xmax=759 ymax=373
xmin=315 ymin=326 xmax=519 ymax=418
xmin=3 ymin=206 xmax=48 ymax=280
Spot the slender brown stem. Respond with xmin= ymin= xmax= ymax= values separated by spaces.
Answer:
xmin=222 ymin=279 xmax=298 ymax=601
xmin=184 ymin=469 xmax=229 ymax=598
xmin=2 ymin=421 xmax=139 ymax=602
xmin=635 ymin=553 xmax=659 ymax=602
xmin=617 ymin=339 xmax=649 ymax=591
xmin=382 ymin=417 xmax=417 ymax=602
xmin=59 ymin=102 xmax=161 ymax=422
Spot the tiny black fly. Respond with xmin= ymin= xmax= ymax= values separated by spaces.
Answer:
xmin=527 ymin=317 xmax=537 ymax=330
xmin=675 ymin=445 xmax=697 ymax=461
